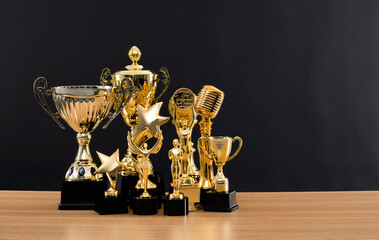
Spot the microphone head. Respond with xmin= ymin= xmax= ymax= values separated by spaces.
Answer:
xmin=194 ymin=85 xmax=224 ymax=119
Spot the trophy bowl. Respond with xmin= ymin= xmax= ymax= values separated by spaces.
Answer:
xmin=33 ymin=77 xmax=130 ymax=182
xmin=199 ymin=136 xmax=242 ymax=193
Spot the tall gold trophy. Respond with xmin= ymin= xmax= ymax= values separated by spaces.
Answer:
xmin=126 ymin=102 xmax=169 ymax=215
xmin=33 ymin=77 xmax=132 ymax=210
xmin=168 ymin=88 xmax=200 ymax=210
xmin=163 ymin=139 xmax=189 ymax=216
xmin=100 ymin=46 xmax=170 ymax=201
xmin=194 ymin=86 xmax=224 ymax=194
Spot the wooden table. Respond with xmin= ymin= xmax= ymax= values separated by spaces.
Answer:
xmin=0 ymin=191 xmax=379 ymax=239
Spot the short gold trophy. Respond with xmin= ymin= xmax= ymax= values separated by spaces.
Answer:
xmin=95 ymin=149 xmax=129 ymax=215
xmin=33 ymin=77 xmax=132 ymax=210
xmin=101 ymin=46 xmax=169 ymax=202
xmin=168 ymin=88 xmax=200 ymax=210
xmin=164 ymin=139 xmax=189 ymax=216
xmin=199 ymin=136 xmax=242 ymax=212
xmin=126 ymin=102 xmax=169 ymax=215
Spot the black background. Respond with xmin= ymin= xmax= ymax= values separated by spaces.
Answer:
xmin=1 ymin=0 xmax=378 ymax=192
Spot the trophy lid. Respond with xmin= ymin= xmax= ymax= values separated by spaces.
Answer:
xmin=113 ymin=46 xmax=155 ymax=81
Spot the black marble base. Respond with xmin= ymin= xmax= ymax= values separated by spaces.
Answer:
xmin=132 ymin=196 xmax=158 ymax=215
xmin=59 ymin=181 xmax=106 ymax=210
xmin=117 ymin=171 xmax=165 ymax=207
xmin=202 ymin=190 xmax=239 ymax=212
xmin=163 ymin=196 xmax=188 ymax=216
xmin=95 ymin=195 xmax=128 ymax=215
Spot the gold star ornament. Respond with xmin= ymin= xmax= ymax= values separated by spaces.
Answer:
xmin=96 ymin=149 xmax=123 ymax=197
xmin=133 ymin=102 xmax=170 ymax=137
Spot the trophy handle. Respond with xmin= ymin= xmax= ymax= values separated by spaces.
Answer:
xmin=100 ymin=67 xmax=112 ymax=86
xmin=33 ymin=77 xmax=66 ymax=129
xmin=228 ymin=136 xmax=243 ymax=161
xmin=197 ymin=137 xmax=214 ymax=160
xmin=102 ymin=78 xmax=134 ymax=129
xmin=154 ymin=67 xmax=170 ymax=103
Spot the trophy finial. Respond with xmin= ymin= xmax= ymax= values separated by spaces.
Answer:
xmin=126 ymin=46 xmax=143 ymax=70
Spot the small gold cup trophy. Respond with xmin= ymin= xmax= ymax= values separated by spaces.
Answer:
xmin=199 ymin=136 xmax=242 ymax=212
xmin=126 ymin=102 xmax=169 ymax=215
xmin=163 ymin=139 xmax=189 ymax=216
xmin=33 ymin=77 xmax=132 ymax=210
xmin=94 ymin=149 xmax=129 ymax=214
xmin=168 ymin=88 xmax=201 ymax=210
xmin=100 ymin=46 xmax=169 ymax=203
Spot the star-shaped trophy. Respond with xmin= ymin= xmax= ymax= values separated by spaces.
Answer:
xmin=94 ymin=149 xmax=128 ymax=215
xmin=128 ymin=102 xmax=169 ymax=215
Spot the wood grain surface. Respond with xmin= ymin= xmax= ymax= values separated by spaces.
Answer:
xmin=0 ymin=191 xmax=379 ymax=240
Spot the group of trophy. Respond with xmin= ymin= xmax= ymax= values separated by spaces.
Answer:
xmin=33 ymin=46 xmax=243 ymax=216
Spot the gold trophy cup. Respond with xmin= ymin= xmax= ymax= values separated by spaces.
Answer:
xmin=33 ymin=77 xmax=132 ymax=210
xmin=199 ymin=136 xmax=243 ymax=193
xmin=100 ymin=46 xmax=170 ymax=180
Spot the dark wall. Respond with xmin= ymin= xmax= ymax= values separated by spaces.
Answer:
xmin=1 ymin=0 xmax=378 ymax=192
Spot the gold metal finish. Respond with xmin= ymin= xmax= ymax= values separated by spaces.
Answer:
xmin=198 ymin=136 xmax=243 ymax=193
xmin=127 ymin=102 xmax=169 ymax=196
xmin=33 ymin=77 xmax=130 ymax=182
xmin=120 ymin=148 xmax=137 ymax=176
xmin=100 ymin=46 xmax=170 ymax=177
xmin=168 ymin=88 xmax=198 ymax=186
xmin=188 ymin=142 xmax=200 ymax=182
xmin=52 ymin=85 xmax=115 ymax=181
xmin=96 ymin=149 xmax=123 ymax=197
xmin=168 ymin=139 xmax=184 ymax=200
xmin=194 ymin=85 xmax=224 ymax=189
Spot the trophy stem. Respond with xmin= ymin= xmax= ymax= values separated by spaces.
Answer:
xmin=141 ymin=159 xmax=151 ymax=198
xmin=75 ymin=132 xmax=93 ymax=163
xmin=178 ymin=134 xmax=195 ymax=186
xmin=198 ymin=118 xmax=214 ymax=189
xmin=65 ymin=132 xmax=100 ymax=181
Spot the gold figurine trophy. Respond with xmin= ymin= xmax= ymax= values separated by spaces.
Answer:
xmin=33 ymin=77 xmax=132 ymax=210
xmin=100 ymin=46 xmax=169 ymax=203
xmin=95 ymin=149 xmax=129 ymax=214
xmin=168 ymin=88 xmax=201 ymax=210
xmin=163 ymin=139 xmax=189 ymax=216
xmin=126 ymin=102 xmax=169 ymax=215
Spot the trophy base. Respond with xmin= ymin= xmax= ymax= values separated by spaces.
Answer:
xmin=202 ymin=190 xmax=239 ymax=212
xmin=132 ymin=196 xmax=158 ymax=215
xmin=117 ymin=171 xmax=165 ymax=206
xmin=131 ymin=188 xmax=162 ymax=209
xmin=163 ymin=196 xmax=189 ymax=216
xmin=180 ymin=185 xmax=201 ymax=211
xmin=95 ymin=195 xmax=128 ymax=215
xmin=59 ymin=181 xmax=106 ymax=210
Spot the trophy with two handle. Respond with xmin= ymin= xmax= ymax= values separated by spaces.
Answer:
xmin=33 ymin=77 xmax=132 ymax=210
xmin=100 ymin=46 xmax=170 ymax=203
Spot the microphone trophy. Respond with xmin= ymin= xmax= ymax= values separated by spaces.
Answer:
xmin=164 ymin=139 xmax=189 ymax=216
xmin=126 ymin=102 xmax=169 ymax=215
xmin=94 ymin=149 xmax=128 ymax=215
xmin=168 ymin=88 xmax=200 ymax=210
xmin=198 ymin=136 xmax=242 ymax=212
xmin=33 ymin=77 xmax=132 ymax=210
xmin=100 ymin=46 xmax=170 ymax=203
xmin=194 ymin=85 xmax=224 ymax=204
